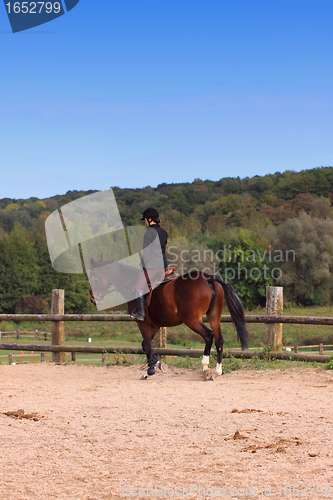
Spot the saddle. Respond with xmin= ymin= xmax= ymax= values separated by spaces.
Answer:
xmin=164 ymin=266 xmax=179 ymax=280
xmin=145 ymin=266 xmax=179 ymax=307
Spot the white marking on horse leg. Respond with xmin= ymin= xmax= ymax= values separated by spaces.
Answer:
xmin=202 ymin=355 xmax=210 ymax=372
xmin=215 ymin=362 xmax=222 ymax=376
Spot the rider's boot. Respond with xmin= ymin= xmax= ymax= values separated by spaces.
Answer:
xmin=131 ymin=291 xmax=145 ymax=321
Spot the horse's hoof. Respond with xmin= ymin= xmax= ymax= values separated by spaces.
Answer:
xmin=147 ymin=367 xmax=155 ymax=376
xmin=140 ymin=373 xmax=149 ymax=380
xmin=156 ymin=361 xmax=168 ymax=373
xmin=203 ymin=369 xmax=211 ymax=381
xmin=209 ymin=372 xmax=219 ymax=381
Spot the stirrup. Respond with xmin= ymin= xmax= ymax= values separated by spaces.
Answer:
xmin=132 ymin=310 xmax=145 ymax=321
xmin=130 ymin=308 xmax=138 ymax=318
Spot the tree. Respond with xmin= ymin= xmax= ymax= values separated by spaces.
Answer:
xmin=15 ymin=295 xmax=49 ymax=314
xmin=34 ymin=231 xmax=93 ymax=313
xmin=267 ymin=212 xmax=333 ymax=305
xmin=309 ymin=197 xmax=333 ymax=219
xmin=5 ymin=203 xmax=19 ymax=211
xmin=0 ymin=232 xmax=21 ymax=312
xmin=9 ymin=224 xmax=39 ymax=311
xmin=207 ymin=228 xmax=275 ymax=309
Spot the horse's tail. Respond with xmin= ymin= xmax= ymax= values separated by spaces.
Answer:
xmin=209 ymin=274 xmax=248 ymax=351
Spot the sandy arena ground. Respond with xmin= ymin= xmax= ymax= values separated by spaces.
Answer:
xmin=1 ymin=363 xmax=333 ymax=500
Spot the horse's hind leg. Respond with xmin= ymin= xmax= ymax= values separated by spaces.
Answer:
xmin=184 ymin=319 xmax=214 ymax=380
xmin=206 ymin=281 xmax=224 ymax=379
xmin=207 ymin=315 xmax=224 ymax=379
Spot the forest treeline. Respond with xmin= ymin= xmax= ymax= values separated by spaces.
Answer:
xmin=1 ymin=166 xmax=333 ymax=313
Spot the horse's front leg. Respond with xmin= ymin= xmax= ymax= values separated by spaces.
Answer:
xmin=140 ymin=325 xmax=159 ymax=380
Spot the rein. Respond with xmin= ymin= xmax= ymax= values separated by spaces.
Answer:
xmin=90 ymin=266 xmax=138 ymax=299
xmin=90 ymin=262 xmax=178 ymax=305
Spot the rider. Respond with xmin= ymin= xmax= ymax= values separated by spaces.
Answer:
xmin=131 ymin=207 xmax=168 ymax=321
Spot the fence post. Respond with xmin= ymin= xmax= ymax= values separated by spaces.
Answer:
xmin=319 ymin=343 xmax=323 ymax=355
xmin=8 ymin=353 xmax=13 ymax=365
xmin=265 ymin=286 xmax=283 ymax=352
xmin=51 ymin=289 xmax=65 ymax=363
xmin=41 ymin=352 xmax=45 ymax=362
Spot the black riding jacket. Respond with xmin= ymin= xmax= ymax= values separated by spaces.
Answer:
xmin=142 ymin=224 xmax=168 ymax=270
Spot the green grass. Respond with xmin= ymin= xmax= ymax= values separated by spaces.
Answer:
xmin=246 ymin=304 xmax=333 ymax=349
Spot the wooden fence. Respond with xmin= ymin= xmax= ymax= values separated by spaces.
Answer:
xmin=0 ymin=287 xmax=332 ymax=364
xmin=0 ymin=330 xmax=51 ymax=341
xmin=2 ymin=343 xmax=332 ymax=365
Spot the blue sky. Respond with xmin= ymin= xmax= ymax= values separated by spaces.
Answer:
xmin=0 ymin=0 xmax=332 ymax=199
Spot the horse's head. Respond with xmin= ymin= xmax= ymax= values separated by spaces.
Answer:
xmin=89 ymin=256 xmax=141 ymax=307
xmin=89 ymin=256 xmax=113 ymax=307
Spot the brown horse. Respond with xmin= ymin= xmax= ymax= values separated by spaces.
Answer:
xmin=89 ymin=258 xmax=248 ymax=380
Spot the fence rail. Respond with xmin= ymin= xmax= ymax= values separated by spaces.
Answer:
xmin=0 ymin=343 xmax=331 ymax=364
xmin=1 ymin=313 xmax=333 ymax=325
xmin=0 ymin=330 xmax=51 ymax=340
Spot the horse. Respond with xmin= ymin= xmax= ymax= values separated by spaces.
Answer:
xmin=89 ymin=258 xmax=248 ymax=380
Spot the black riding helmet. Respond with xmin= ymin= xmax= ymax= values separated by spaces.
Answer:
xmin=141 ymin=207 xmax=160 ymax=223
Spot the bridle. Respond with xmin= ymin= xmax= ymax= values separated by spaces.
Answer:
xmin=89 ymin=268 xmax=109 ymax=305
